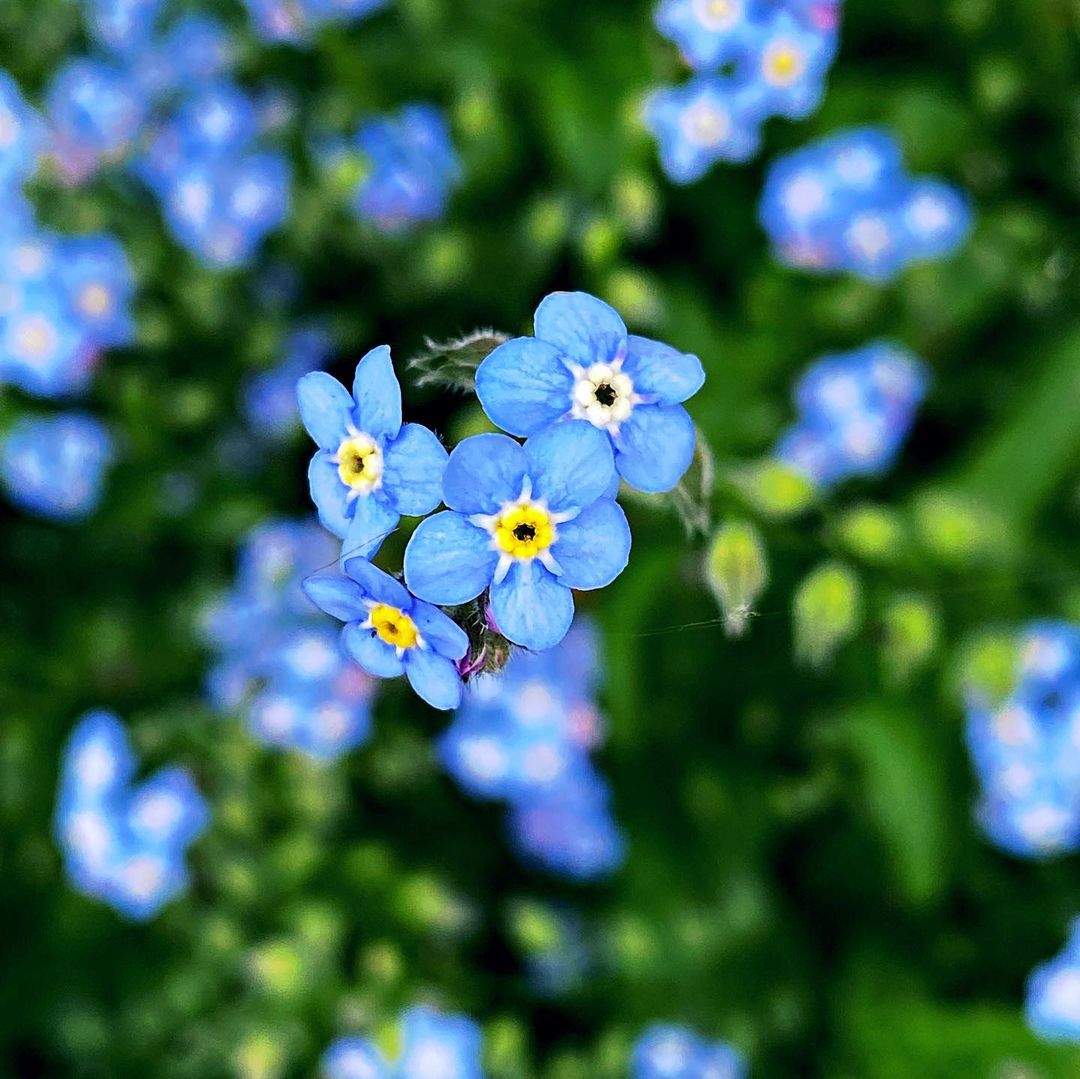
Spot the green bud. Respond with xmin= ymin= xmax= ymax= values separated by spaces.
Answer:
xmin=247 ymin=940 xmax=303 ymax=998
xmin=233 ymin=1032 xmax=286 ymax=1079
xmin=913 ymin=489 xmax=1007 ymax=567
xmin=485 ymin=1017 xmax=530 ymax=1078
xmin=730 ymin=459 xmax=816 ymax=519
xmin=793 ymin=562 xmax=862 ymax=670
xmin=705 ymin=521 xmax=768 ymax=637
xmin=508 ymin=900 xmax=561 ymax=954
xmin=612 ymin=171 xmax=658 ymax=238
xmin=881 ymin=593 xmax=941 ymax=686
xmin=360 ymin=941 xmax=404 ymax=985
xmin=580 ymin=216 xmax=621 ymax=268
xmin=604 ymin=268 xmax=663 ymax=327
xmin=525 ymin=195 xmax=571 ymax=253
xmin=833 ymin=503 xmax=908 ymax=565
xmin=955 ymin=630 xmax=1020 ymax=707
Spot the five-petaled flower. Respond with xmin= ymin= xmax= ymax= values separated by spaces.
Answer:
xmin=297 ymin=345 xmax=448 ymax=558
xmin=475 ymin=291 xmax=705 ymax=493
xmin=303 ymin=557 xmax=468 ymax=710
xmin=402 ymin=422 xmax=631 ymax=651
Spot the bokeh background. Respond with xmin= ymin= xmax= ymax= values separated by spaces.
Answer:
xmin=3 ymin=0 xmax=1080 ymax=1076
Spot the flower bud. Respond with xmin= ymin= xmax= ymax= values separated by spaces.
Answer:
xmin=731 ymin=459 xmax=816 ymax=519
xmin=833 ymin=503 xmax=908 ymax=565
xmin=881 ymin=593 xmax=941 ymax=685
xmin=793 ymin=562 xmax=862 ymax=669
xmin=705 ymin=521 xmax=768 ymax=637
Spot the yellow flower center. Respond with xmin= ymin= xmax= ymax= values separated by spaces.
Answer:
xmin=764 ymin=43 xmax=805 ymax=85
xmin=493 ymin=502 xmax=555 ymax=560
xmin=369 ymin=604 xmax=420 ymax=650
xmin=336 ymin=433 xmax=383 ymax=493
xmin=79 ymin=283 xmax=112 ymax=319
xmin=693 ymin=0 xmax=738 ymax=30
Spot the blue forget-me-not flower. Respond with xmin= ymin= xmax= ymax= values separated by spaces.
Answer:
xmin=54 ymin=710 xmax=209 ymax=920
xmin=476 ymin=291 xmax=705 ymax=494
xmin=403 ymin=421 xmax=631 ymax=652
xmin=966 ymin=621 xmax=1080 ymax=859
xmin=297 ymin=345 xmax=449 ymax=559
xmin=773 ymin=341 xmax=928 ymax=490
xmin=759 ymin=127 xmax=972 ymax=280
xmin=1 ymin=413 xmax=114 ymax=521
xmin=321 ymin=1004 xmax=484 ymax=1079
xmin=1027 ymin=918 xmax=1080 ymax=1043
xmin=304 ymin=557 xmax=469 ymax=710
xmin=632 ymin=1024 xmax=747 ymax=1079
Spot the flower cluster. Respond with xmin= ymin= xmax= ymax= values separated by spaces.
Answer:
xmin=646 ymin=0 xmax=843 ymax=183
xmin=54 ymin=710 xmax=209 ymax=920
xmin=299 ymin=291 xmax=704 ymax=710
xmin=440 ymin=620 xmax=626 ymax=881
xmin=321 ymin=1005 xmax=484 ymax=1079
xmin=203 ymin=519 xmax=378 ymax=761
xmin=632 ymin=1024 xmax=747 ymax=1079
xmin=1026 ymin=918 xmax=1080 ymax=1043
xmin=773 ymin=340 xmax=928 ymax=489
xmin=965 ymin=621 xmax=1080 ymax=858
xmin=759 ymin=127 xmax=972 ymax=279
xmin=39 ymin=3 xmax=292 ymax=268
xmin=1 ymin=413 xmax=115 ymax=521
xmin=318 ymin=104 xmax=460 ymax=234
xmin=243 ymin=0 xmax=389 ymax=46
xmin=0 ymin=72 xmax=129 ymax=522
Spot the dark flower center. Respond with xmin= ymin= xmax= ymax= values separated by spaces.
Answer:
xmin=350 ymin=453 xmax=366 ymax=473
xmin=594 ymin=382 xmax=618 ymax=407
xmin=513 ymin=523 xmax=537 ymax=543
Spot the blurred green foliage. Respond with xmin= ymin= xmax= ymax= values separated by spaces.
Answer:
xmin=2 ymin=0 xmax=1080 ymax=1076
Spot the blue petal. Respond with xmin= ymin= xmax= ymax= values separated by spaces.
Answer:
xmin=297 ymin=372 xmax=354 ymax=450
xmin=615 ymin=404 xmax=696 ymax=493
xmin=342 ymin=494 xmax=399 ymax=560
xmin=475 ymin=337 xmax=573 ymax=437
xmin=404 ymin=511 xmax=497 ymax=605
xmin=342 ymin=622 xmax=404 ymax=677
xmin=442 ymin=433 xmax=528 ymax=514
xmin=381 ymin=422 xmax=448 ymax=516
xmin=624 ymin=334 xmax=705 ymax=404
xmin=302 ymin=573 xmax=368 ymax=622
xmin=533 ymin=291 xmax=627 ymax=367
xmin=351 ymin=345 xmax=402 ymax=440
xmin=411 ymin=599 xmax=469 ymax=659
xmin=405 ymin=649 xmax=462 ymax=710
xmin=551 ymin=499 xmax=631 ymax=589
xmin=525 ymin=421 xmax=616 ymax=513
xmin=308 ymin=452 xmax=350 ymax=538
xmin=342 ymin=557 xmax=411 ymax=608
xmin=490 ymin=559 xmax=574 ymax=650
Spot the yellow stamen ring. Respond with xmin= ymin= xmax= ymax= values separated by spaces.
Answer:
xmin=336 ymin=433 xmax=383 ymax=494
xmin=493 ymin=503 xmax=555 ymax=560
xmin=369 ymin=604 xmax=420 ymax=651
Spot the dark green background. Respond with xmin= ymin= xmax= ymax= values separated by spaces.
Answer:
xmin=2 ymin=0 xmax=1080 ymax=1075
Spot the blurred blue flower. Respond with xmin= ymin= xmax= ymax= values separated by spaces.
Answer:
xmin=86 ymin=0 xmax=163 ymax=57
xmin=54 ymin=710 xmax=209 ymax=921
xmin=772 ymin=340 xmax=928 ymax=489
xmin=476 ymin=290 xmax=704 ymax=493
xmin=304 ymin=557 xmax=469 ymax=710
xmin=654 ymin=0 xmax=760 ymax=71
xmin=759 ymin=126 xmax=972 ymax=279
xmin=1 ymin=412 xmax=114 ymax=521
xmin=46 ymin=58 xmax=146 ymax=171
xmin=404 ymin=423 xmax=630 ymax=651
xmin=648 ymin=0 xmax=841 ymax=180
xmin=297 ymin=345 xmax=448 ymax=558
xmin=0 ymin=70 xmax=44 ymax=190
xmin=244 ymin=0 xmax=389 ymax=45
xmin=644 ymin=78 xmax=763 ymax=182
xmin=59 ymin=233 xmax=136 ymax=348
xmin=632 ymin=1024 xmax=747 ymax=1079
xmin=347 ymin=104 xmax=460 ymax=233
xmin=243 ymin=323 xmax=336 ymax=442
xmin=322 ymin=1004 xmax=483 ymax=1079
xmin=203 ymin=518 xmax=378 ymax=760
xmin=966 ymin=621 xmax=1080 ymax=859
xmin=1027 ymin=919 xmax=1080 ymax=1043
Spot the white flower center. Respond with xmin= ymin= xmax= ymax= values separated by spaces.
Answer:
xmin=570 ymin=362 xmax=636 ymax=431
xmin=13 ymin=315 xmax=58 ymax=362
xmin=680 ymin=100 xmax=730 ymax=147
xmin=847 ymin=214 xmax=892 ymax=260
xmin=782 ymin=173 xmax=828 ymax=221
xmin=692 ymin=0 xmax=741 ymax=31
